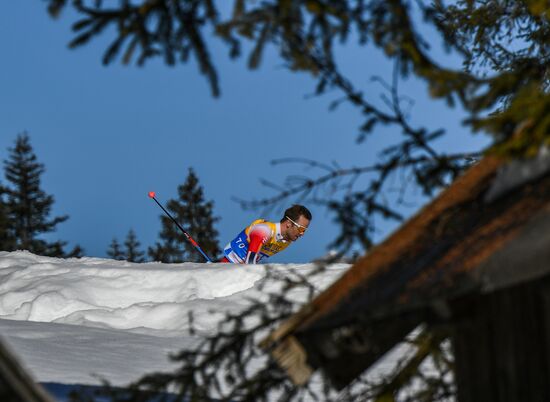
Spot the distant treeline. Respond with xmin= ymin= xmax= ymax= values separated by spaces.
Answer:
xmin=0 ymin=133 xmax=220 ymax=262
xmin=108 ymin=167 xmax=221 ymax=263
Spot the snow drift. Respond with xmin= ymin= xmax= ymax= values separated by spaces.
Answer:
xmin=0 ymin=251 xmax=348 ymax=386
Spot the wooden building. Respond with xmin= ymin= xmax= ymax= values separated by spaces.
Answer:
xmin=261 ymin=151 xmax=550 ymax=401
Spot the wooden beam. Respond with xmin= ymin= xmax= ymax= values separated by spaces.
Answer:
xmin=270 ymin=336 xmax=313 ymax=386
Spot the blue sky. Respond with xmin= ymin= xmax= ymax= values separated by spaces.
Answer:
xmin=0 ymin=3 xmax=489 ymax=262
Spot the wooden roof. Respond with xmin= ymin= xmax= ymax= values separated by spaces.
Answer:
xmin=262 ymin=154 xmax=550 ymax=389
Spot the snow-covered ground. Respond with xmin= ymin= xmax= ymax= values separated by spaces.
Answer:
xmin=0 ymin=251 xmax=350 ymax=390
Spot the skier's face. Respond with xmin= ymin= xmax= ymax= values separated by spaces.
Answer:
xmin=285 ymin=215 xmax=310 ymax=241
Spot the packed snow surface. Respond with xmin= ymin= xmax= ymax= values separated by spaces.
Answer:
xmin=0 ymin=251 xmax=349 ymax=386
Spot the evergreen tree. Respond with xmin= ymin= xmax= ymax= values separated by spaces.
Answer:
xmin=148 ymin=168 xmax=220 ymax=263
xmin=124 ymin=229 xmax=145 ymax=263
xmin=65 ymin=244 xmax=84 ymax=258
xmin=106 ymin=237 xmax=125 ymax=260
xmin=3 ymin=133 xmax=81 ymax=257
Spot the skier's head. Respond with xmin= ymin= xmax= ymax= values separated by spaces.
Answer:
xmin=281 ymin=205 xmax=311 ymax=242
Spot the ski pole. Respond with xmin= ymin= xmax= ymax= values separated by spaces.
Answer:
xmin=148 ymin=191 xmax=212 ymax=262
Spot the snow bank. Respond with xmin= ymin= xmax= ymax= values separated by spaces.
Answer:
xmin=0 ymin=251 xmax=349 ymax=386
xmin=0 ymin=251 xmax=347 ymax=334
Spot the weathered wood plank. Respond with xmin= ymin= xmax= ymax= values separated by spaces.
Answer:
xmin=453 ymin=279 xmax=550 ymax=402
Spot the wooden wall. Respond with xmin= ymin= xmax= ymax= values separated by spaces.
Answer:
xmin=452 ymin=277 xmax=550 ymax=402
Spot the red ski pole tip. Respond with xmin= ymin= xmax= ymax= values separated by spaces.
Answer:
xmin=148 ymin=191 xmax=156 ymax=198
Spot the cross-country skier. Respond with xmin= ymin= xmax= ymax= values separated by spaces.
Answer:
xmin=219 ymin=205 xmax=312 ymax=264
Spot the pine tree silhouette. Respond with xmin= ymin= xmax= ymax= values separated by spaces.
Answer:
xmin=148 ymin=168 xmax=220 ymax=263
xmin=3 ymin=133 xmax=83 ymax=257
xmin=124 ymin=229 xmax=145 ymax=263
xmin=106 ymin=237 xmax=125 ymax=260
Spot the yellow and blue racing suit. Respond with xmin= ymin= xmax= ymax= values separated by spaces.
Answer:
xmin=222 ymin=219 xmax=290 ymax=263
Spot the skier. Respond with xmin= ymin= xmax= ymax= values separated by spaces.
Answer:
xmin=219 ymin=205 xmax=312 ymax=264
